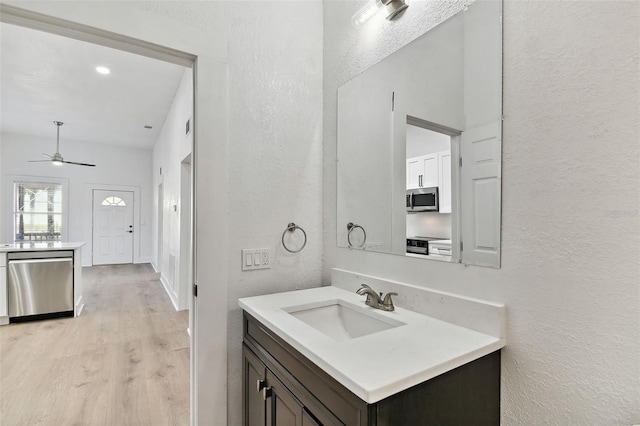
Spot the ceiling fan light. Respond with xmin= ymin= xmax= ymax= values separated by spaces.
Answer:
xmin=52 ymin=160 xmax=63 ymax=166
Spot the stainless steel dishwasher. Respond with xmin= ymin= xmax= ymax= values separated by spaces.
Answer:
xmin=7 ymin=250 xmax=74 ymax=322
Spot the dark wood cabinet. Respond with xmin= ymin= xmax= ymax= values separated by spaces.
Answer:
xmin=243 ymin=312 xmax=500 ymax=426
xmin=243 ymin=344 xmax=337 ymax=426
xmin=244 ymin=346 xmax=267 ymax=425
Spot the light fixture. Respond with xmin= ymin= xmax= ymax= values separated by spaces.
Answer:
xmin=352 ymin=0 xmax=408 ymax=27
xmin=95 ymin=66 xmax=111 ymax=75
xmin=382 ymin=0 xmax=409 ymax=20
xmin=28 ymin=121 xmax=96 ymax=167
xmin=352 ymin=0 xmax=381 ymax=27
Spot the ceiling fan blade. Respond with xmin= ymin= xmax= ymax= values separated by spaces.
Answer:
xmin=28 ymin=159 xmax=54 ymax=163
xmin=42 ymin=153 xmax=53 ymax=158
xmin=61 ymin=160 xmax=96 ymax=167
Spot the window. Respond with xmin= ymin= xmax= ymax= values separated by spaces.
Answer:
xmin=101 ymin=196 xmax=126 ymax=207
xmin=14 ymin=182 xmax=63 ymax=241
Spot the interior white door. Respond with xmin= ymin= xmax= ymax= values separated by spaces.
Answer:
xmin=92 ymin=190 xmax=134 ymax=265
xmin=460 ymin=121 xmax=501 ymax=267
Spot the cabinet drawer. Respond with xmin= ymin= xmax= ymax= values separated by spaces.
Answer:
xmin=244 ymin=313 xmax=368 ymax=426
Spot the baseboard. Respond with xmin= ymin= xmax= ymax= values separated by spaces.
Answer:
xmin=159 ymin=273 xmax=179 ymax=311
xmin=150 ymin=262 xmax=159 ymax=273
xmin=75 ymin=296 xmax=84 ymax=317
xmin=136 ymin=257 xmax=152 ymax=264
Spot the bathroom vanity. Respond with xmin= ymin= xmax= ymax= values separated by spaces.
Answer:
xmin=0 ymin=242 xmax=85 ymax=325
xmin=240 ymin=280 xmax=506 ymax=425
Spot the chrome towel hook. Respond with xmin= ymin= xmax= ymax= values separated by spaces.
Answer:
xmin=347 ymin=222 xmax=366 ymax=248
xmin=282 ymin=223 xmax=307 ymax=253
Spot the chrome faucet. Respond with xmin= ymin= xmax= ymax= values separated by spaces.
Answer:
xmin=356 ymin=284 xmax=398 ymax=311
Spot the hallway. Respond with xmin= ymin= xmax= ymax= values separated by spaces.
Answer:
xmin=0 ymin=264 xmax=189 ymax=425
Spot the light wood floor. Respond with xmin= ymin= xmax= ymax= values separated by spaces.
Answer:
xmin=0 ymin=263 xmax=190 ymax=426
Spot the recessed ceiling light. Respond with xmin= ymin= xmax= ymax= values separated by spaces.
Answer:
xmin=96 ymin=66 xmax=111 ymax=75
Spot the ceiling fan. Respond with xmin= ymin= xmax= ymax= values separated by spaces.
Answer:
xmin=29 ymin=121 xmax=96 ymax=167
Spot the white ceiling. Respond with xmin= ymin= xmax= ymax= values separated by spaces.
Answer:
xmin=0 ymin=23 xmax=188 ymax=150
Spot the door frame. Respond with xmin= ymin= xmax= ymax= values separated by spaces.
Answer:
xmin=89 ymin=185 xmax=140 ymax=266
xmin=179 ymin=154 xmax=192 ymax=312
xmin=156 ymin=182 xmax=164 ymax=273
xmin=91 ymin=189 xmax=135 ymax=265
xmin=1 ymin=4 xmax=230 ymax=425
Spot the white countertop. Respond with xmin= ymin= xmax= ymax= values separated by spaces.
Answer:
xmin=239 ymin=286 xmax=505 ymax=404
xmin=0 ymin=242 xmax=85 ymax=252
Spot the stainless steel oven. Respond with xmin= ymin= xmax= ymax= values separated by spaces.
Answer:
xmin=407 ymin=237 xmax=448 ymax=255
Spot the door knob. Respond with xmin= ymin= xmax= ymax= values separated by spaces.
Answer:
xmin=127 ymin=230 xmax=133 ymax=233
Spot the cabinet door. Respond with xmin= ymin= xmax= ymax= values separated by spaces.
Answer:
xmin=421 ymin=154 xmax=439 ymax=188
xmin=302 ymin=410 xmax=320 ymax=426
xmin=406 ymin=157 xmax=423 ymax=189
xmin=438 ymin=151 xmax=452 ymax=213
xmin=266 ymin=371 xmax=304 ymax=426
xmin=244 ymin=345 xmax=267 ymax=426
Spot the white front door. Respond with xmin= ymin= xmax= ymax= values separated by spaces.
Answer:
xmin=92 ymin=190 xmax=134 ymax=265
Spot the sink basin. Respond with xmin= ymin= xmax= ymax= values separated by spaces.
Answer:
xmin=286 ymin=300 xmax=405 ymax=341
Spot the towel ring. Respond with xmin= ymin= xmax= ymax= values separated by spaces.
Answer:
xmin=282 ymin=223 xmax=307 ymax=253
xmin=347 ymin=222 xmax=366 ymax=248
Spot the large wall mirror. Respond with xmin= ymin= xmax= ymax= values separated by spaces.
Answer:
xmin=337 ymin=0 xmax=502 ymax=268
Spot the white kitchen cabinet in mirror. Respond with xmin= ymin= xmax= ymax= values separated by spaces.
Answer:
xmin=336 ymin=0 xmax=502 ymax=268
xmin=406 ymin=154 xmax=438 ymax=190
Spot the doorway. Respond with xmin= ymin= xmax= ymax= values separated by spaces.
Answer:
xmin=179 ymin=154 xmax=192 ymax=313
xmin=157 ymin=183 xmax=164 ymax=273
xmin=92 ymin=189 xmax=134 ymax=265
xmin=0 ymin=4 xmax=230 ymax=424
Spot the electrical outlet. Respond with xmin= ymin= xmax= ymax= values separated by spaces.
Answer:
xmin=242 ymin=248 xmax=272 ymax=271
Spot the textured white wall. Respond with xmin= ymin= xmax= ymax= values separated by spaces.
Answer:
xmin=128 ymin=2 xmax=324 ymax=424
xmin=324 ymin=0 xmax=639 ymax=424
xmin=152 ymin=68 xmax=193 ymax=308
xmin=0 ymin=133 xmax=153 ymax=266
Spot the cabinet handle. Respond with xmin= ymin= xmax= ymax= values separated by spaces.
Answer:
xmin=256 ymin=379 xmax=267 ymax=392
xmin=262 ymin=386 xmax=272 ymax=401
xmin=419 ymin=175 xmax=423 ymax=187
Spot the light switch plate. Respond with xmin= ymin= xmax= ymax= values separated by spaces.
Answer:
xmin=242 ymin=248 xmax=272 ymax=271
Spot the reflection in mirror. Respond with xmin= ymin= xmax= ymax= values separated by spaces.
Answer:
xmin=406 ymin=123 xmax=457 ymax=262
xmin=336 ymin=0 xmax=502 ymax=268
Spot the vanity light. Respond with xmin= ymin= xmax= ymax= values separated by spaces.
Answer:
xmin=95 ymin=66 xmax=111 ymax=75
xmin=382 ymin=0 xmax=409 ymax=20
xmin=352 ymin=0 xmax=408 ymax=27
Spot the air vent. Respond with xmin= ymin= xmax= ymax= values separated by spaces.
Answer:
xmin=144 ymin=125 xmax=153 ymax=129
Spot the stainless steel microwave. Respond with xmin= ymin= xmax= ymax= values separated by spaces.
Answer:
xmin=406 ymin=187 xmax=439 ymax=212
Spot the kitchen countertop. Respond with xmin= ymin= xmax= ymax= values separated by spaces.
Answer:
xmin=405 ymin=252 xmax=452 ymax=261
xmin=239 ymin=286 xmax=506 ymax=404
xmin=0 ymin=242 xmax=85 ymax=252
